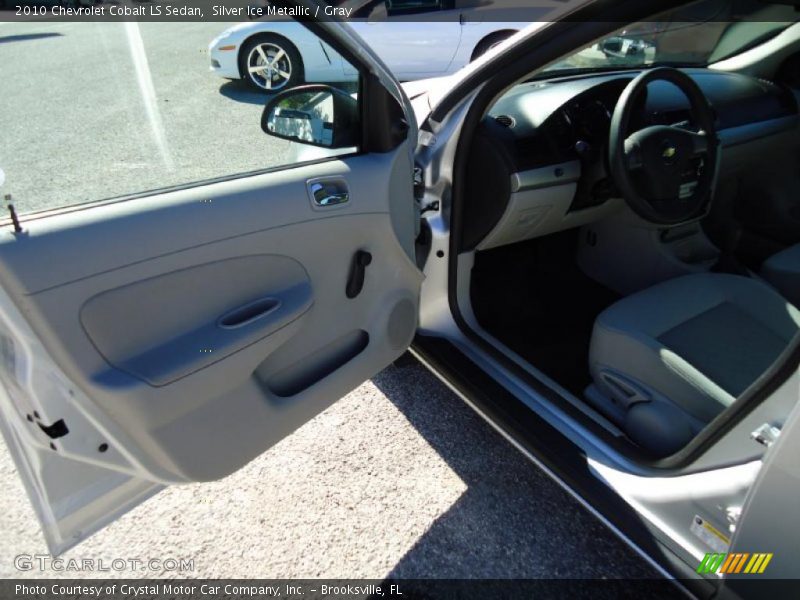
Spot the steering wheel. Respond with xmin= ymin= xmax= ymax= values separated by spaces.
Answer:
xmin=609 ymin=67 xmax=720 ymax=225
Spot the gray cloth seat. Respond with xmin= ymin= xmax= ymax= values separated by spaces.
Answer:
xmin=588 ymin=273 xmax=800 ymax=456
xmin=761 ymin=243 xmax=800 ymax=308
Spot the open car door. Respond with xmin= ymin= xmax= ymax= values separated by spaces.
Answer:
xmin=0 ymin=13 xmax=421 ymax=554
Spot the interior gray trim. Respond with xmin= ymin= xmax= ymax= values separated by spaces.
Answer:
xmin=80 ymin=256 xmax=314 ymax=387
xmin=510 ymin=160 xmax=581 ymax=192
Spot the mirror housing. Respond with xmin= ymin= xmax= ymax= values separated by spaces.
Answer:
xmin=261 ymin=84 xmax=359 ymax=149
xmin=600 ymin=37 xmax=623 ymax=55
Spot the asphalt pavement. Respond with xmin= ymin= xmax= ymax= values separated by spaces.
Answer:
xmin=0 ymin=359 xmax=661 ymax=578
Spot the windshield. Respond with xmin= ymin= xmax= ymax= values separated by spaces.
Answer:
xmin=544 ymin=0 xmax=799 ymax=75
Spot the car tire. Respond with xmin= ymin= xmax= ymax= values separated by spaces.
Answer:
xmin=471 ymin=31 xmax=516 ymax=61
xmin=240 ymin=34 xmax=304 ymax=93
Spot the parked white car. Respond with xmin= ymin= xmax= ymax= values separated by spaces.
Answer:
xmin=209 ymin=0 xmax=538 ymax=90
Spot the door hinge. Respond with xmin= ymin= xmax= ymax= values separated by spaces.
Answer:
xmin=418 ymin=129 xmax=437 ymax=147
xmin=750 ymin=423 xmax=781 ymax=448
xmin=413 ymin=166 xmax=425 ymax=200
xmin=38 ymin=418 xmax=69 ymax=439
xmin=725 ymin=505 xmax=742 ymax=530
xmin=420 ymin=201 xmax=439 ymax=215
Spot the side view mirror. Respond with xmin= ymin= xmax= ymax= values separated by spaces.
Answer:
xmin=261 ymin=84 xmax=359 ymax=149
xmin=600 ymin=37 xmax=623 ymax=55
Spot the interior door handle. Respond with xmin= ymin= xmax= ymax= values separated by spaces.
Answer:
xmin=218 ymin=297 xmax=281 ymax=329
xmin=309 ymin=179 xmax=349 ymax=207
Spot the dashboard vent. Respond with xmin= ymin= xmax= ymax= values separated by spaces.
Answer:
xmin=494 ymin=114 xmax=516 ymax=128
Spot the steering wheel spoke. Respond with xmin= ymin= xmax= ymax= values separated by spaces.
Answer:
xmin=608 ymin=67 xmax=719 ymax=225
xmin=623 ymin=138 xmax=643 ymax=170
xmin=689 ymin=130 xmax=710 ymax=157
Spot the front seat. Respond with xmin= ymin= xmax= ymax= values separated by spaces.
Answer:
xmin=761 ymin=243 xmax=800 ymax=308
xmin=588 ymin=273 xmax=800 ymax=456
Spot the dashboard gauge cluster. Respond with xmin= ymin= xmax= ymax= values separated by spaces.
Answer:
xmin=564 ymin=98 xmax=613 ymax=141
xmin=542 ymin=84 xmax=627 ymax=158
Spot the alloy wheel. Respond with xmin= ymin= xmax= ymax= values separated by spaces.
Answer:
xmin=246 ymin=42 xmax=293 ymax=91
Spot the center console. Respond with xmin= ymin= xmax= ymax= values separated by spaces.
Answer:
xmin=577 ymin=210 xmax=721 ymax=295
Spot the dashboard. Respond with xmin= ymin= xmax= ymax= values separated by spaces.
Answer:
xmin=460 ymin=68 xmax=799 ymax=251
xmin=488 ymin=68 xmax=797 ymax=167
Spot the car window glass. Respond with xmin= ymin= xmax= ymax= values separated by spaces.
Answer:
xmin=0 ymin=22 xmax=359 ymax=215
xmin=543 ymin=0 xmax=798 ymax=75
xmin=386 ymin=0 xmax=444 ymax=16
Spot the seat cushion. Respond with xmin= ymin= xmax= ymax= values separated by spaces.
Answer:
xmin=589 ymin=273 xmax=800 ymax=428
xmin=762 ymin=243 xmax=800 ymax=308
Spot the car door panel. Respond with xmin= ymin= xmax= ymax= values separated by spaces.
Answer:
xmin=0 ymin=144 xmax=421 ymax=552
xmin=80 ymin=254 xmax=314 ymax=387
xmin=0 ymin=408 xmax=163 ymax=559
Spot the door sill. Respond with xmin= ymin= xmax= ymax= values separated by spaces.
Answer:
xmin=411 ymin=334 xmax=715 ymax=598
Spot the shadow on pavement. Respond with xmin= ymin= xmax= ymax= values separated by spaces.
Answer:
xmin=218 ymin=80 xmax=272 ymax=106
xmin=370 ymin=359 xmax=671 ymax=587
xmin=218 ymin=79 xmax=360 ymax=105
xmin=0 ymin=33 xmax=63 ymax=45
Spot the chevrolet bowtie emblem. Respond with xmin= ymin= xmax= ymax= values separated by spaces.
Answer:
xmin=662 ymin=145 xmax=677 ymax=159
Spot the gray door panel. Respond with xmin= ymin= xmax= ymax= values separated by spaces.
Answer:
xmin=0 ymin=146 xmax=421 ymax=492
xmin=80 ymin=254 xmax=313 ymax=387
